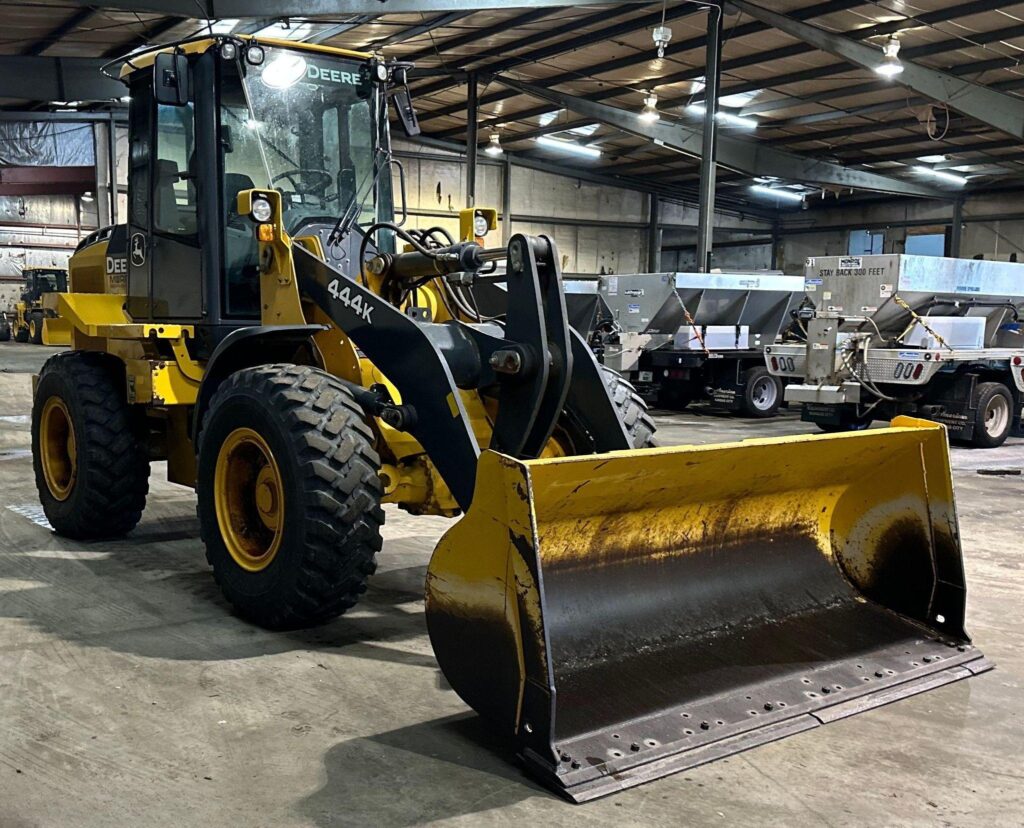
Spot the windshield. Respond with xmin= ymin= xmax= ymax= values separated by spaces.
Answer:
xmin=218 ymin=45 xmax=391 ymax=317
xmin=223 ymin=46 xmax=382 ymax=235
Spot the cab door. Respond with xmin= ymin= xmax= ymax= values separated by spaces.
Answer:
xmin=126 ymin=64 xmax=203 ymax=321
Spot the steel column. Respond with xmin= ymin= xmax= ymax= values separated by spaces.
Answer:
xmin=108 ymin=111 xmax=119 ymax=225
xmin=503 ymin=155 xmax=513 ymax=245
xmin=466 ymin=72 xmax=478 ymax=208
xmin=950 ymin=197 xmax=964 ymax=258
xmin=696 ymin=4 xmax=722 ymax=273
xmin=648 ymin=194 xmax=661 ymax=272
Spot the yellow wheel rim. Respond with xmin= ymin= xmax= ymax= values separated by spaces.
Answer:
xmin=29 ymin=320 xmax=37 ymax=339
xmin=214 ymin=428 xmax=285 ymax=572
xmin=40 ymin=396 xmax=77 ymax=501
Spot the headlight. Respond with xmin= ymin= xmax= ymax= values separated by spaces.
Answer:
xmin=251 ymin=196 xmax=273 ymax=223
xmin=474 ymin=215 xmax=489 ymax=237
xmin=245 ymin=44 xmax=265 ymax=66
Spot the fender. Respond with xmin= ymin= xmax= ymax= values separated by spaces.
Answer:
xmin=191 ymin=324 xmax=327 ymax=443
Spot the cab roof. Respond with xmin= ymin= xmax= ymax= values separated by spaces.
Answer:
xmin=119 ymin=35 xmax=372 ymax=80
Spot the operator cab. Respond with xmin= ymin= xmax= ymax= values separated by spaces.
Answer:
xmin=119 ymin=38 xmax=399 ymax=357
xmin=23 ymin=268 xmax=68 ymax=302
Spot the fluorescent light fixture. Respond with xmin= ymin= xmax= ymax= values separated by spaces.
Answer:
xmin=750 ymin=184 xmax=804 ymax=203
xmin=914 ymin=165 xmax=967 ymax=186
xmin=211 ymin=18 xmax=239 ymax=34
xmin=255 ymin=20 xmax=313 ymax=41
xmin=719 ymin=88 xmax=761 ymax=108
xmin=687 ymin=104 xmax=758 ymax=130
xmin=538 ymin=109 xmax=563 ymax=127
xmin=917 ymin=154 xmax=947 ymax=163
xmin=535 ymin=135 xmax=601 ymax=158
xmin=639 ymin=92 xmax=660 ymax=123
xmin=484 ymin=132 xmax=503 ymax=157
xmin=80 ymin=192 xmax=94 ymax=203
xmin=875 ymin=35 xmax=904 ymax=77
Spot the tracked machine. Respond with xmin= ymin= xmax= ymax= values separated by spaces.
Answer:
xmin=31 ymin=36 xmax=991 ymax=801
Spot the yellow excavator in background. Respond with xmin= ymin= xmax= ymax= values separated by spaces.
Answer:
xmin=30 ymin=35 xmax=990 ymax=801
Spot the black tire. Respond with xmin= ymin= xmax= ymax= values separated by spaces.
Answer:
xmin=970 ymin=381 xmax=1013 ymax=448
xmin=14 ymin=322 xmax=29 ymax=343
xmin=602 ymin=365 xmax=657 ymax=448
xmin=29 ymin=312 xmax=44 ymax=344
xmin=0 ymin=317 xmax=10 ymax=342
xmin=741 ymin=366 xmax=782 ymax=418
xmin=196 ymin=364 xmax=384 ymax=630
xmin=32 ymin=352 xmax=150 ymax=539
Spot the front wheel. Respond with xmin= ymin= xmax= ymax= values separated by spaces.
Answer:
xmin=741 ymin=366 xmax=782 ymax=418
xmin=29 ymin=313 xmax=44 ymax=345
xmin=970 ymin=381 xmax=1013 ymax=448
xmin=197 ymin=364 xmax=384 ymax=630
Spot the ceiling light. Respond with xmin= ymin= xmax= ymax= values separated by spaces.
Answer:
xmin=875 ymin=35 xmax=904 ymax=77
xmin=535 ymin=135 xmax=601 ymax=158
xmin=485 ymin=132 xmax=503 ymax=157
xmin=750 ymin=184 xmax=804 ymax=203
xmin=917 ymin=154 xmax=947 ymax=163
xmin=80 ymin=192 xmax=94 ymax=203
xmin=687 ymin=104 xmax=758 ymax=130
xmin=652 ymin=24 xmax=672 ymax=59
xmin=914 ymin=165 xmax=967 ymax=186
xmin=639 ymin=92 xmax=660 ymax=123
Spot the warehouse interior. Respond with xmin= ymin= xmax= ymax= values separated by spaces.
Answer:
xmin=0 ymin=1 xmax=1022 ymax=825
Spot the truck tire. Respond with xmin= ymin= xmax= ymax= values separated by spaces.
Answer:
xmin=741 ymin=366 xmax=782 ymax=418
xmin=29 ymin=312 xmax=44 ymax=345
xmin=0 ymin=317 xmax=10 ymax=342
xmin=196 ymin=364 xmax=384 ymax=630
xmin=970 ymin=381 xmax=1013 ymax=448
xmin=14 ymin=322 xmax=29 ymax=342
xmin=32 ymin=352 xmax=150 ymax=539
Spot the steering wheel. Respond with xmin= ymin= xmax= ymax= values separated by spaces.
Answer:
xmin=271 ymin=168 xmax=333 ymax=196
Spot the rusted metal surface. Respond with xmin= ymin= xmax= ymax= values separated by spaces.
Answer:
xmin=425 ymin=419 xmax=991 ymax=802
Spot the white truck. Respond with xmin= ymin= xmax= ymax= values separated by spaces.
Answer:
xmin=766 ymin=254 xmax=1024 ymax=447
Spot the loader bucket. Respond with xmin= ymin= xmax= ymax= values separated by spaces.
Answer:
xmin=42 ymin=316 xmax=72 ymax=347
xmin=425 ymin=417 xmax=991 ymax=802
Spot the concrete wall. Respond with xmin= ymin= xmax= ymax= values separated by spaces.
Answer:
xmin=392 ymin=139 xmax=774 ymax=277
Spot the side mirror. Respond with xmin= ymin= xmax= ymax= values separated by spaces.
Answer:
xmin=392 ymin=87 xmax=420 ymax=137
xmin=153 ymin=52 xmax=189 ymax=106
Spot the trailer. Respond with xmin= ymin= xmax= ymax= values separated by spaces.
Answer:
xmin=766 ymin=254 xmax=1024 ymax=447
xmin=601 ymin=272 xmax=805 ymax=417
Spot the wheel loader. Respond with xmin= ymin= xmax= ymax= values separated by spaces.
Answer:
xmin=10 ymin=266 xmax=72 ymax=346
xmin=31 ymin=35 xmax=990 ymax=802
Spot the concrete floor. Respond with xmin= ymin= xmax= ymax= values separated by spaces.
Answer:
xmin=1 ymin=340 xmax=1022 ymax=826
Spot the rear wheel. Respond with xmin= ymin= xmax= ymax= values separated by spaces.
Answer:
xmin=0 ymin=316 xmax=10 ymax=342
xmin=741 ymin=366 xmax=782 ymax=418
xmin=14 ymin=321 xmax=28 ymax=342
xmin=197 ymin=364 xmax=384 ymax=630
xmin=31 ymin=352 xmax=150 ymax=538
xmin=970 ymin=381 xmax=1013 ymax=448
xmin=29 ymin=313 xmax=43 ymax=345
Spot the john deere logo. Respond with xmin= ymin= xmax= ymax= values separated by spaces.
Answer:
xmin=306 ymin=64 xmax=359 ymax=85
xmin=130 ymin=233 xmax=146 ymax=267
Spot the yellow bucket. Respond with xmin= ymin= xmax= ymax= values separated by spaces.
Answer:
xmin=425 ymin=417 xmax=991 ymax=801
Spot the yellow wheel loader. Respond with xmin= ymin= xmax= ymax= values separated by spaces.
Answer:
xmin=31 ymin=36 xmax=991 ymax=801
xmin=11 ymin=267 xmax=72 ymax=346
